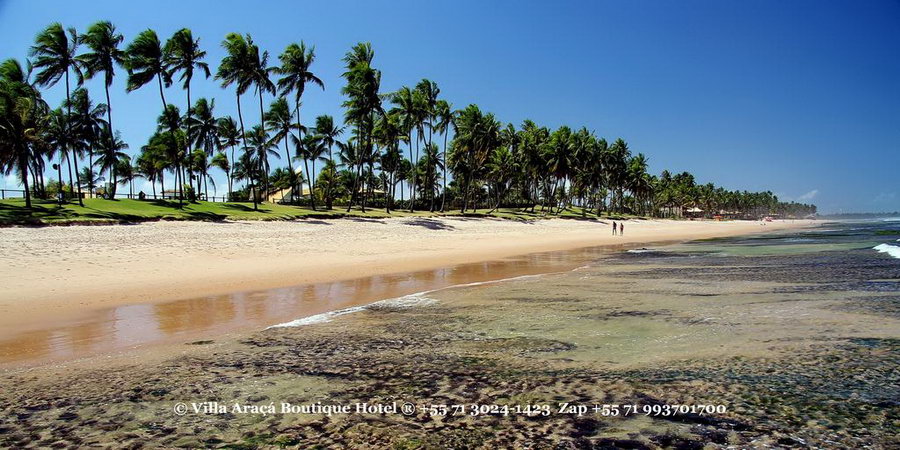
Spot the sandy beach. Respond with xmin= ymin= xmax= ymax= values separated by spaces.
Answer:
xmin=0 ymin=218 xmax=812 ymax=330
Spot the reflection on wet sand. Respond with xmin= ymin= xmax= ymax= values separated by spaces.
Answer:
xmin=0 ymin=245 xmax=614 ymax=368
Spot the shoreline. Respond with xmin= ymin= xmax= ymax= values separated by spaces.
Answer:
xmin=0 ymin=217 xmax=815 ymax=333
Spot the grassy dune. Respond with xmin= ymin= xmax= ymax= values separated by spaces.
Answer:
xmin=0 ymin=198 xmax=621 ymax=225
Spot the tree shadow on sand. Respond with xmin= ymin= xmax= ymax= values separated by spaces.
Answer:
xmin=402 ymin=218 xmax=457 ymax=231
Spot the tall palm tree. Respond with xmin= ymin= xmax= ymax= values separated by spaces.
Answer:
xmin=115 ymin=155 xmax=136 ymax=198
xmin=30 ymin=22 xmax=85 ymax=205
xmin=244 ymin=124 xmax=278 ymax=202
xmin=294 ymin=133 xmax=327 ymax=208
xmin=124 ymin=29 xmax=171 ymax=106
xmin=67 ymin=88 xmax=107 ymax=197
xmin=135 ymin=142 xmax=165 ymax=198
xmin=78 ymin=21 xmax=124 ymax=177
xmin=0 ymin=58 xmax=49 ymax=209
xmin=449 ymin=104 xmax=501 ymax=213
xmin=216 ymin=32 xmax=255 ymax=208
xmin=93 ymin=128 xmax=128 ymax=197
xmin=243 ymin=35 xmax=276 ymax=200
xmin=312 ymin=114 xmax=343 ymax=209
xmin=341 ymin=42 xmax=382 ymax=212
xmin=264 ymin=97 xmax=301 ymax=204
xmin=390 ymin=86 xmax=424 ymax=211
xmin=187 ymin=98 xmax=218 ymax=156
xmin=165 ymin=28 xmax=210 ymax=197
xmin=275 ymin=42 xmax=323 ymax=204
xmin=187 ymin=98 xmax=218 ymax=197
xmin=210 ymin=152 xmax=230 ymax=200
xmin=43 ymin=108 xmax=75 ymax=197
xmin=217 ymin=116 xmax=240 ymax=199
xmin=433 ymin=99 xmax=453 ymax=211
xmin=124 ymin=28 xmax=183 ymax=201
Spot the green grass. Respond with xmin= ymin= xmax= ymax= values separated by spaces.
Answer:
xmin=0 ymin=198 xmax=640 ymax=226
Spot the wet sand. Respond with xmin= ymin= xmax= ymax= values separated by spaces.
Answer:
xmin=0 ymin=218 xmax=812 ymax=368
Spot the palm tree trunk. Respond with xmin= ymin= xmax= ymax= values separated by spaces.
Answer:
xmin=229 ymin=144 xmax=235 ymax=200
xmin=293 ymin=98 xmax=303 ymax=206
xmin=20 ymin=153 xmax=32 ymax=209
xmin=311 ymin=160 xmax=317 ymax=209
xmin=440 ymin=131 xmax=448 ymax=212
xmin=326 ymin=144 xmax=334 ymax=210
xmin=235 ymin=93 xmax=256 ymax=210
xmin=63 ymin=70 xmax=84 ymax=206
xmin=303 ymin=157 xmax=312 ymax=209
xmin=185 ymin=80 xmax=194 ymax=202
xmin=281 ymin=136 xmax=293 ymax=205
xmin=56 ymin=150 xmax=66 ymax=204
xmin=409 ymin=130 xmax=416 ymax=212
xmin=103 ymin=80 xmax=115 ymax=197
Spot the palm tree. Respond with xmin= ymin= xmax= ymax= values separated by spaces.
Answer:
xmin=210 ymin=152 xmax=230 ymax=200
xmin=264 ymin=97 xmax=301 ymax=204
xmin=123 ymin=28 xmax=185 ymax=201
xmin=390 ymin=85 xmax=424 ymax=212
xmin=216 ymin=32 xmax=256 ymax=208
xmin=449 ymin=104 xmax=501 ymax=213
xmin=93 ymin=128 xmax=128 ymax=197
xmin=116 ymin=155 xmax=136 ymax=198
xmin=341 ymin=42 xmax=382 ymax=212
xmin=421 ymin=142 xmax=444 ymax=211
xmin=247 ymin=36 xmax=275 ymax=151
xmin=77 ymin=165 xmax=105 ymax=194
xmin=43 ymin=108 xmax=75 ymax=197
xmin=188 ymin=148 xmax=214 ymax=199
xmin=275 ymin=42 xmax=323 ymax=204
xmin=30 ymin=22 xmax=85 ymax=205
xmin=0 ymin=58 xmax=49 ymax=209
xmin=186 ymin=97 xmax=218 ymax=194
xmin=433 ymin=99 xmax=453 ymax=211
xmin=312 ymin=114 xmax=343 ymax=209
xmin=124 ymin=29 xmax=171 ymax=106
xmin=294 ymin=133 xmax=327 ymax=208
xmin=135 ymin=142 xmax=165 ymax=198
xmin=217 ymin=116 xmax=240 ymax=199
xmin=156 ymin=105 xmax=185 ymax=195
xmin=68 ymin=88 xmax=107 ymax=198
xmin=78 ymin=21 xmax=124 ymax=176
xmin=165 ymin=28 xmax=210 ymax=196
xmin=244 ymin=124 xmax=278 ymax=201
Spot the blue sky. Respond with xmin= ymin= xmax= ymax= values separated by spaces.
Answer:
xmin=1 ymin=0 xmax=898 ymax=213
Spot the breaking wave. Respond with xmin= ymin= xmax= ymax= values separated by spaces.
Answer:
xmin=873 ymin=243 xmax=900 ymax=259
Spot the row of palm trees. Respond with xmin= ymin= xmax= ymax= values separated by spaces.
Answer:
xmin=1 ymin=20 xmax=816 ymax=218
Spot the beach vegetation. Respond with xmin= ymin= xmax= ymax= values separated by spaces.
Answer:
xmin=0 ymin=21 xmax=817 ymax=224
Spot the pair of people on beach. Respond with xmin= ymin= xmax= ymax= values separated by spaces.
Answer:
xmin=612 ymin=221 xmax=624 ymax=236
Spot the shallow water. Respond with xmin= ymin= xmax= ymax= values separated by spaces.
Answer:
xmin=408 ymin=219 xmax=900 ymax=367
xmin=0 ymin=244 xmax=616 ymax=367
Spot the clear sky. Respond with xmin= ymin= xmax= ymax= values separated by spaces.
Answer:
xmin=1 ymin=0 xmax=898 ymax=213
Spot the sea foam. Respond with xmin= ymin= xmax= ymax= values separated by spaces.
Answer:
xmin=267 ymin=267 xmax=570 ymax=329
xmin=268 ymin=292 xmax=436 ymax=328
xmin=873 ymin=243 xmax=900 ymax=259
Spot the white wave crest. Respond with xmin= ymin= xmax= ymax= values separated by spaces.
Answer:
xmin=268 ymin=264 xmax=589 ymax=329
xmin=873 ymin=244 xmax=900 ymax=259
xmin=268 ymin=292 xmax=436 ymax=328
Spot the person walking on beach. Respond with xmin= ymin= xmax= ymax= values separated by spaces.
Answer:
xmin=612 ymin=221 xmax=617 ymax=236
xmin=620 ymin=222 xmax=624 ymax=236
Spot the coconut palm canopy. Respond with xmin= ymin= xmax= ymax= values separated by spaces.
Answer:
xmin=0 ymin=19 xmax=818 ymax=218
